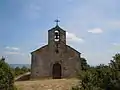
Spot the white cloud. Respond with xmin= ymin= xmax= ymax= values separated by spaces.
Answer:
xmin=4 ymin=51 xmax=24 ymax=56
xmin=88 ymin=28 xmax=103 ymax=34
xmin=5 ymin=46 xmax=20 ymax=51
xmin=112 ymin=43 xmax=120 ymax=46
xmin=4 ymin=46 xmax=24 ymax=56
xmin=66 ymin=32 xmax=84 ymax=43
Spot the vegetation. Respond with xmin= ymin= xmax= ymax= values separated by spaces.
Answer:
xmin=12 ymin=66 xmax=30 ymax=77
xmin=80 ymin=57 xmax=90 ymax=71
xmin=72 ymin=53 xmax=120 ymax=90
xmin=0 ymin=57 xmax=30 ymax=90
xmin=1 ymin=53 xmax=120 ymax=90
xmin=0 ymin=57 xmax=15 ymax=90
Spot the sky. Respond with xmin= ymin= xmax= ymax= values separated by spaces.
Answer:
xmin=0 ymin=0 xmax=120 ymax=65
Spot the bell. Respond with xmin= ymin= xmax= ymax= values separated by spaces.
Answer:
xmin=55 ymin=36 xmax=59 ymax=39
xmin=55 ymin=33 xmax=59 ymax=39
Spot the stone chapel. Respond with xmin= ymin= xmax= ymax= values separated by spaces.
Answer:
xmin=31 ymin=22 xmax=81 ymax=79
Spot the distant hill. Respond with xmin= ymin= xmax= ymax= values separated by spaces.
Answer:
xmin=9 ymin=64 xmax=31 ymax=68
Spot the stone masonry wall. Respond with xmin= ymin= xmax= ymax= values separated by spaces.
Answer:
xmin=31 ymin=26 xmax=81 ymax=79
xmin=31 ymin=45 xmax=81 ymax=79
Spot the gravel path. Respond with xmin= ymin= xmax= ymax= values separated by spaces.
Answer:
xmin=15 ymin=79 xmax=79 ymax=90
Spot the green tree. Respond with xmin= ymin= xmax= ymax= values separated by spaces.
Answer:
xmin=73 ymin=53 xmax=120 ymax=90
xmin=21 ymin=66 xmax=30 ymax=72
xmin=81 ymin=58 xmax=89 ymax=71
xmin=108 ymin=53 xmax=120 ymax=89
xmin=14 ymin=66 xmax=30 ymax=77
xmin=0 ymin=57 xmax=15 ymax=90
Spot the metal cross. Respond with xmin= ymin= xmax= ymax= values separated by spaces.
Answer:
xmin=55 ymin=19 xmax=60 ymax=26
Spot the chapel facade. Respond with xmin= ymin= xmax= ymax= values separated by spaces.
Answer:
xmin=31 ymin=23 xmax=81 ymax=79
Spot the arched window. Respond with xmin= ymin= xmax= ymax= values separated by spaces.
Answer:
xmin=54 ymin=30 xmax=59 ymax=42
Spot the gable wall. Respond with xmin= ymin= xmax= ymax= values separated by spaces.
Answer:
xmin=31 ymin=45 xmax=81 ymax=79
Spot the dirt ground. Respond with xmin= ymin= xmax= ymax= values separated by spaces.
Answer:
xmin=15 ymin=78 xmax=79 ymax=90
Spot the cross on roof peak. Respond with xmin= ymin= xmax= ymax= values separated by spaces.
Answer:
xmin=54 ymin=19 xmax=60 ymax=26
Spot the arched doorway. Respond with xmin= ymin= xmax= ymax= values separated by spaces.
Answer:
xmin=52 ymin=63 xmax=61 ymax=79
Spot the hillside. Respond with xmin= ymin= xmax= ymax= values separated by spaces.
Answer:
xmin=15 ymin=79 xmax=79 ymax=90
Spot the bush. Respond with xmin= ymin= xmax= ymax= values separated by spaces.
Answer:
xmin=72 ymin=53 xmax=120 ymax=90
xmin=13 ymin=66 xmax=30 ymax=77
xmin=0 ymin=57 xmax=15 ymax=90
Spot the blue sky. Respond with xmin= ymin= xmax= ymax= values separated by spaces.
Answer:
xmin=0 ymin=0 xmax=120 ymax=65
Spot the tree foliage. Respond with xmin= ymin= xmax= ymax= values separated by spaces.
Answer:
xmin=13 ymin=66 xmax=30 ymax=77
xmin=0 ymin=57 xmax=15 ymax=90
xmin=72 ymin=53 xmax=120 ymax=90
xmin=81 ymin=58 xmax=89 ymax=71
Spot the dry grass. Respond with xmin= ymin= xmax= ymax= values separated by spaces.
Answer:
xmin=15 ymin=78 xmax=79 ymax=90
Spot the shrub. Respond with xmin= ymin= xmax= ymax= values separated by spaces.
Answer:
xmin=0 ymin=57 xmax=15 ymax=90
xmin=72 ymin=53 xmax=120 ymax=90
